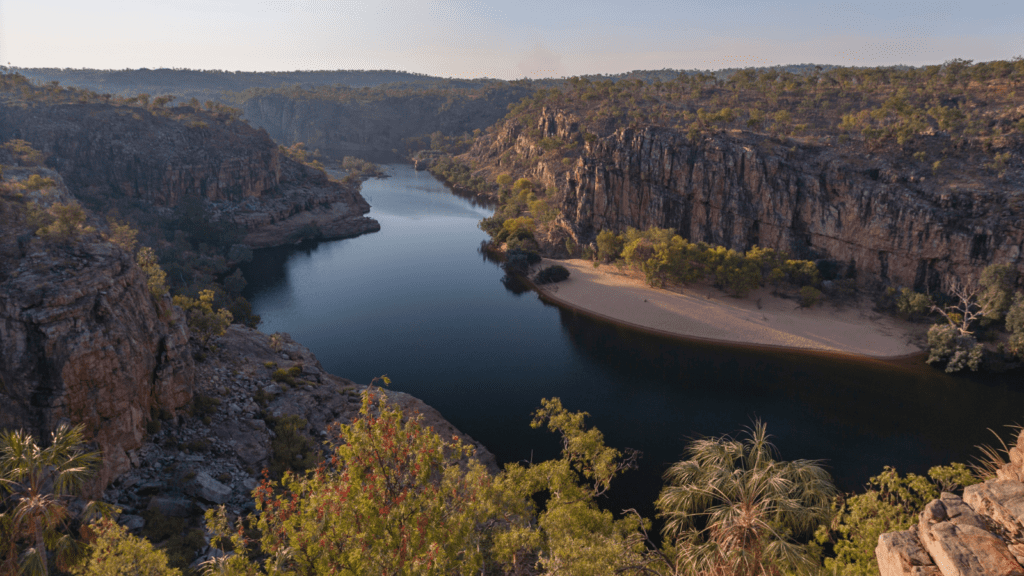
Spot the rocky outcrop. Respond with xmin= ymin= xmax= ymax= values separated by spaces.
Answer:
xmin=471 ymin=109 xmax=1024 ymax=291
xmin=0 ymin=235 xmax=195 ymax=493
xmin=101 ymin=324 xmax=498 ymax=567
xmin=0 ymin=100 xmax=378 ymax=249
xmin=0 ymin=102 xmax=278 ymax=205
xmin=877 ymin=431 xmax=1024 ymax=576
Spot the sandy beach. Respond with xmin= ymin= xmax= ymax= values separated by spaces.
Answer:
xmin=534 ymin=259 xmax=929 ymax=359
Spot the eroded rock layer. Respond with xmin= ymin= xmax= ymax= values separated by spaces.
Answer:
xmin=877 ymin=431 xmax=1024 ymax=576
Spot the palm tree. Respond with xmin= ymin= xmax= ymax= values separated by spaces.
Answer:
xmin=655 ymin=421 xmax=836 ymax=576
xmin=0 ymin=423 xmax=101 ymax=575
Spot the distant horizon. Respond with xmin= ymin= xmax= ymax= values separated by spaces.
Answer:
xmin=5 ymin=59 xmax=1010 ymax=83
xmin=2 ymin=1 xmax=1021 ymax=81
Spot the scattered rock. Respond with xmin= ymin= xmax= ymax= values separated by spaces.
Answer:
xmin=186 ymin=472 xmax=233 ymax=505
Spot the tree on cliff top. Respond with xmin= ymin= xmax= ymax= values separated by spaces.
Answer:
xmin=0 ymin=424 xmax=102 ymax=576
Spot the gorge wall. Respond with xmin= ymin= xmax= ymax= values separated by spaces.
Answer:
xmin=476 ymin=110 xmax=1024 ymax=291
xmin=0 ymin=100 xmax=378 ymax=246
xmin=0 ymin=173 xmax=195 ymax=492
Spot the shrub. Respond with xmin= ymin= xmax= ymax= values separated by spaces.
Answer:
xmin=536 ymin=265 xmax=570 ymax=284
xmin=136 ymin=247 xmax=168 ymax=298
xmin=817 ymin=464 xmax=978 ymax=576
xmin=266 ymin=414 xmax=317 ymax=479
xmin=172 ymin=289 xmax=232 ymax=346
xmin=926 ymin=323 xmax=983 ymax=372
xmin=75 ymin=518 xmax=181 ymax=576
xmin=272 ymin=365 xmax=302 ymax=386
xmin=800 ymin=285 xmax=823 ymax=307
xmin=36 ymin=201 xmax=95 ymax=241
xmin=20 ymin=174 xmax=56 ymax=191
xmin=896 ymin=288 xmax=933 ymax=319
xmin=596 ymin=230 xmax=624 ymax=263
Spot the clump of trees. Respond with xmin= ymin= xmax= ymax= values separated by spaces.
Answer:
xmin=591 ymin=226 xmax=823 ymax=298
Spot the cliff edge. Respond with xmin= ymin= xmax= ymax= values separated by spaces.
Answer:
xmin=877 ymin=431 xmax=1024 ymax=576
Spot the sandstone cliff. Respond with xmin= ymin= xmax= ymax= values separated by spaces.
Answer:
xmin=877 ymin=431 xmax=1024 ymax=576
xmin=0 ymin=97 xmax=378 ymax=248
xmin=469 ymin=109 xmax=1024 ymax=291
xmin=0 ymin=172 xmax=195 ymax=493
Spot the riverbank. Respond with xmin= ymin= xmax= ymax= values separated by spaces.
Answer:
xmin=534 ymin=259 xmax=929 ymax=360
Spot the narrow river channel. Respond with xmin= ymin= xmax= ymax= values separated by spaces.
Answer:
xmin=242 ymin=163 xmax=1024 ymax=519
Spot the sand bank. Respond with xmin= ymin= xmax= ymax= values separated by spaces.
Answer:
xmin=534 ymin=259 xmax=928 ymax=359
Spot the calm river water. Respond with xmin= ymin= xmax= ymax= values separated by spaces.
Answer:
xmin=242 ymin=164 xmax=1024 ymax=519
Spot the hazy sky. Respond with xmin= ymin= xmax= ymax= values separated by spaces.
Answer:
xmin=2 ymin=0 xmax=1022 ymax=78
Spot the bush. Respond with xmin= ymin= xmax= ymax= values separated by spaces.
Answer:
xmin=896 ymin=288 xmax=933 ymax=319
xmin=267 ymin=414 xmax=317 ymax=479
xmin=596 ymin=230 xmax=624 ymax=263
xmin=536 ymin=265 xmax=570 ymax=284
xmin=36 ymin=201 xmax=95 ymax=241
xmin=172 ymin=289 xmax=232 ymax=346
xmin=74 ymin=518 xmax=181 ymax=576
xmin=926 ymin=324 xmax=983 ymax=372
xmin=800 ymin=285 xmax=823 ymax=307
xmin=272 ymin=365 xmax=303 ymax=386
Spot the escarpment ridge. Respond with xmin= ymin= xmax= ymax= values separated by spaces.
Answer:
xmin=466 ymin=106 xmax=1024 ymax=292
xmin=0 ymin=71 xmax=379 ymax=248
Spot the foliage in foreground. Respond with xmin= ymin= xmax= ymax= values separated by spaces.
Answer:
xmin=816 ymin=464 xmax=978 ymax=576
xmin=0 ymin=424 xmax=102 ymax=576
xmin=72 ymin=518 xmax=180 ymax=576
xmin=656 ymin=421 xmax=836 ymax=576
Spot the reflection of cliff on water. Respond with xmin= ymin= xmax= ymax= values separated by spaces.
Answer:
xmin=549 ymin=302 xmax=1024 ymax=492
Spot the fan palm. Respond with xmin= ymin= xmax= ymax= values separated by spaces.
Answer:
xmin=0 ymin=423 xmax=101 ymax=576
xmin=655 ymin=421 xmax=836 ymax=576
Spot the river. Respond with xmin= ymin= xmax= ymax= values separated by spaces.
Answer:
xmin=241 ymin=163 xmax=1024 ymax=519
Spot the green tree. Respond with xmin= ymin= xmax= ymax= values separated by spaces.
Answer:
xmin=1005 ymin=292 xmax=1024 ymax=359
xmin=136 ymin=247 xmax=168 ymax=298
xmin=495 ymin=398 xmax=650 ymax=576
xmin=72 ymin=518 xmax=180 ymax=576
xmin=978 ymin=263 xmax=1018 ymax=323
xmin=249 ymin=389 xmax=496 ymax=576
xmin=818 ymin=464 xmax=977 ymax=576
xmin=596 ymin=230 xmax=624 ymax=263
xmin=37 ymin=201 xmax=95 ymax=241
xmin=895 ymin=288 xmax=933 ymax=320
xmin=173 ymin=289 xmax=232 ymax=346
xmin=656 ymin=421 xmax=836 ymax=576
xmin=0 ymin=424 xmax=102 ymax=576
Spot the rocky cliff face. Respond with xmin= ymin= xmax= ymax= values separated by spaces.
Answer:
xmin=0 ymin=99 xmax=378 ymax=248
xmin=0 ymin=189 xmax=195 ymax=492
xmin=877 ymin=431 xmax=1024 ymax=576
xmin=0 ymin=102 xmax=279 ymax=205
xmin=473 ymin=109 xmax=1024 ymax=291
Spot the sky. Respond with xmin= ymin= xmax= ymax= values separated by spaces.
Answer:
xmin=1 ymin=0 xmax=1022 ymax=79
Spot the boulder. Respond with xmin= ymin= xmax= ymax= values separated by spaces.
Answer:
xmin=916 ymin=493 xmax=1024 ymax=576
xmin=877 ymin=530 xmax=942 ymax=576
xmin=186 ymin=471 xmax=233 ymax=505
